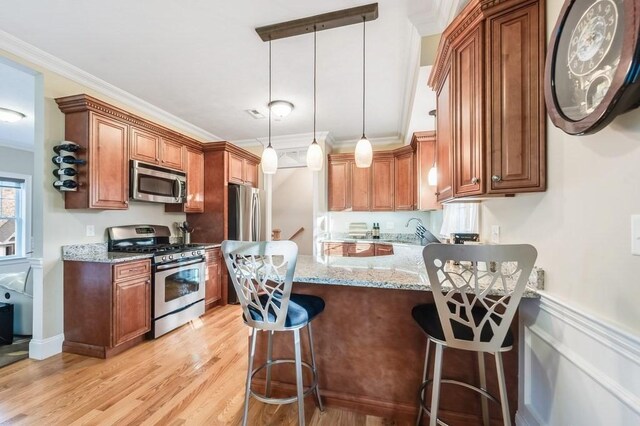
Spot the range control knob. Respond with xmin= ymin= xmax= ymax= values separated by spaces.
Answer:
xmin=197 ymin=250 xmax=202 ymax=255
xmin=191 ymin=251 xmax=196 ymax=256
xmin=162 ymin=256 xmax=166 ymax=261
xmin=169 ymin=255 xmax=174 ymax=260
xmin=181 ymin=253 xmax=186 ymax=258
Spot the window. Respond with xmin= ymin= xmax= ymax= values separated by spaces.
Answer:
xmin=0 ymin=174 xmax=30 ymax=259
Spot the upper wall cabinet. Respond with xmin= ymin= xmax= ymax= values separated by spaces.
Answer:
xmin=429 ymin=0 xmax=546 ymax=201
xmin=56 ymin=94 xmax=204 ymax=210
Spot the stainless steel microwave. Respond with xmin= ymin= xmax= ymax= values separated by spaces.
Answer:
xmin=130 ymin=160 xmax=186 ymax=204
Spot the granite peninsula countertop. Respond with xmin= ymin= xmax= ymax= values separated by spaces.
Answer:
xmin=61 ymin=242 xmax=221 ymax=264
xmin=293 ymin=245 xmax=543 ymax=298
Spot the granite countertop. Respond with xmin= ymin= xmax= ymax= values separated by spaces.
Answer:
xmin=293 ymin=245 xmax=543 ymax=298
xmin=62 ymin=242 xmax=221 ymax=264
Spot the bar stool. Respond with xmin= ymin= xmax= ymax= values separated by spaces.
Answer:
xmin=221 ymin=240 xmax=325 ymax=426
xmin=413 ymin=243 xmax=537 ymax=426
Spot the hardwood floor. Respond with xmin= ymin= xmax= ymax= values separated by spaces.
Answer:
xmin=0 ymin=305 xmax=408 ymax=425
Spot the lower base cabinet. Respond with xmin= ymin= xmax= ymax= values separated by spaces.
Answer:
xmin=323 ymin=242 xmax=394 ymax=257
xmin=63 ymin=259 xmax=151 ymax=359
xmin=205 ymin=247 xmax=222 ymax=309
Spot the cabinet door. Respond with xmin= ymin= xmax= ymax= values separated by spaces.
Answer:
xmin=323 ymin=242 xmax=348 ymax=256
xmin=205 ymin=249 xmax=222 ymax=307
xmin=113 ymin=276 xmax=151 ymax=347
xmin=453 ymin=26 xmax=484 ymax=197
xmin=244 ymin=159 xmax=259 ymax=188
xmin=90 ymin=113 xmax=129 ymax=209
xmin=160 ymin=138 xmax=185 ymax=171
xmin=185 ymin=148 xmax=204 ymax=213
xmin=228 ymin=153 xmax=244 ymax=185
xmin=328 ymin=161 xmax=350 ymax=211
xmin=130 ymin=127 xmax=159 ymax=164
xmin=371 ymin=156 xmax=394 ymax=211
xmin=394 ymin=150 xmax=415 ymax=211
xmin=374 ymin=243 xmax=394 ymax=256
xmin=416 ymin=136 xmax=439 ymax=210
xmin=351 ymin=162 xmax=370 ymax=211
xmin=436 ymin=69 xmax=454 ymax=202
xmin=487 ymin=3 xmax=545 ymax=193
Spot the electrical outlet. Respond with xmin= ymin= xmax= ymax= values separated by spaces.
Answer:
xmin=86 ymin=225 xmax=95 ymax=237
xmin=491 ymin=225 xmax=500 ymax=244
xmin=386 ymin=222 xmax=394 ymax=230
xmin=632 ymin=216 xmax=640 ymax=255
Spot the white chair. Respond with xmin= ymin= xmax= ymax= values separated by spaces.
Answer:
xmin=221 ymin=240 xmax=325 ymax=426
xmin=414 ymin=243 xmax=537 ymax=426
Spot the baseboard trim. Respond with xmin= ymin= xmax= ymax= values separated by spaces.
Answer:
xmin=29 ymin=333 xmax=63 ymax=360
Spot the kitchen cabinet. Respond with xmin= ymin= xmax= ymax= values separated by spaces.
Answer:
xmin=205 ymin=247 xmax=222 ymax=309
xmin=428 ymin=0 xmax=546 ymax=201
xmin=56 ymin=94 xmax=207 ymax=210
xmin=351 ymin=163 xmax=370 ymax=211
xmin=322 ymin=242 xmax=394 ymax=257
xmin=413 ymin=131 xmax=439 ymax=211
xmin=228 ymin=152 xmax=259 ymax=187
xmin=328 ymin=159 xmax=351 ymax=211
xmin=393 ymin=146 xmax=415 ymax=211
xmin=371 ymin=154 xmax=394 ymax=211
xmin=166 ymin=147 xmax=205 ymax=213
xmin=63 ymin=259 xmax=151 ymax=358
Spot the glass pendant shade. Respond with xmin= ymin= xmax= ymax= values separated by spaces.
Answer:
xmin=427 ymin=165 xmax=437 ymax=186
xmin=306 ymin=141 xmax=323 ymax=171
xmin=354 ymin=136 xmax=373 ymax=168
xmin=261 ymin=145 xmax=278 ymax=174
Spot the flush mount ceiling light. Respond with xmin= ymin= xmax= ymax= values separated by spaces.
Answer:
xmin=261 ymin=40 xmax=278 ymax=175
xmin=268 ymin=100 xmax=294 ymax=119
xmin=255 ymin=3 xmax=379 ymax=172
xmin=0 ymin=107 xmax=26 ymax=123
xmin=354 ymin=16 xmax=372 ymax=168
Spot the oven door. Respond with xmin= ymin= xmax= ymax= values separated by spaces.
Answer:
xmin=154 ymin=258 xmax=205 ymax=319
xmin=131 ymin=160 xmax=187 ymax=204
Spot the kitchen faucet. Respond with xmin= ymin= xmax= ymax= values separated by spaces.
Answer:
xmin=406 ymin=217 xmax=428 ymax=246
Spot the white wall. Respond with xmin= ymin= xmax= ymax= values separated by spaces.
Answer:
xmin=272 ymin=168 xmax=313 ymax=255
xmin=480 ymin=0 xmax=640 ymax=336
xmin=0 ymin=146 xmax=33 ymax=176
xmin=328 ymin=210 xmax=435 ymax=236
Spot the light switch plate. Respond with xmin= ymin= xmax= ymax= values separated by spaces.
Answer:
xmin=632 ymin=215 xmax=640 ymax=255
xmin=491 ymin=225 xmax=500 ymax=244
xmin=86 ymin=225 xmax=95 ymax=237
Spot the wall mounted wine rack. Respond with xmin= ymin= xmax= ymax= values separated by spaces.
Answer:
xmin=52 ymin=141 xmax=85 ymax=192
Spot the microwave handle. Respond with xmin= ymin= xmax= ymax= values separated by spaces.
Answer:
xmin=172 ymin=178 xmax=183 ymax=200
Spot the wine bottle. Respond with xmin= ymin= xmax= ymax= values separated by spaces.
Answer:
xmin=52 ymin=155 xmax=86 ymax=165
xmin=53 ymin=168 xmax=77 ymax=177
xmin=53 ymin=180 xmax=78 ymax=190
xmin=53 ymin=143 xmax=80 ymax=154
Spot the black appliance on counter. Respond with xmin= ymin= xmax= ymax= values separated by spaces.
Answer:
xmin=108 ymin=225 xmax=206 ymax=338
xmin=451 ymin=233 xmax=480 ymax=244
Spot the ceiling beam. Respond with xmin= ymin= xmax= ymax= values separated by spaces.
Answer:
xmin=255 ymin=3 xmax=379 ymax=42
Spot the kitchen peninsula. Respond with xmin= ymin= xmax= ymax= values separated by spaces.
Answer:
xmin=253 ymin=244 xmax=543 ymax=424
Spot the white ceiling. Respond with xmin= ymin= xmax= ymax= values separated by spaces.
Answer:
xmin=0 ymin=59 xmax=35 ymax=150
xmin=0 ymin=1 xmax=459 ymax=144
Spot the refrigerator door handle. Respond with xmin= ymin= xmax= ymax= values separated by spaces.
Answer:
xmin=252 ymin=191 xmax=261 ymax=241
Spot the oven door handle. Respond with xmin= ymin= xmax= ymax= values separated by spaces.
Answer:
xmin=155 ymin=258 xmax=204 ymax=271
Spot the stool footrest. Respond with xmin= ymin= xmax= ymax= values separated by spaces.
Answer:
xmin=250 ymin=358 xmax=319 ymax=405
xmin=417 ymin=378 xmax=500 ymax=426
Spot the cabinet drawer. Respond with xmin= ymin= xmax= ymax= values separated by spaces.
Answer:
xmin=347 ymin=243 xmax=375 ymax=257
xmin=374 ymin=244 xmax=394 ymax=256
xmin=323 ymin=242 xmax=347 ymax=256
xmin=113 ymin=260 xmax=151 ymax=282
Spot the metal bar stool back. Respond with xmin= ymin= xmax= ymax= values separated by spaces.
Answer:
xmin=221 ymin=240 xmax=324 ymax=426
xmin=415 ymin=243 xmax=537 ymax=426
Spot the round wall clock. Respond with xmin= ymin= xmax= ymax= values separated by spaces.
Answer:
xmin=545 ymin=0 xmax=640 ymax=135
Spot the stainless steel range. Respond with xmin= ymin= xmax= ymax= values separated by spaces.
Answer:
xmin=108 ymin=225 xmax=205 ymax=338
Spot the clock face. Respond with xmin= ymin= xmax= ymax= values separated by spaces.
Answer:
xmin=553 ymin=0 xmax=624 ymax=121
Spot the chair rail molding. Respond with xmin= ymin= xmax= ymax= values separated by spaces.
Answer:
xmin=517 ymin=292 xmax=640 ymax=426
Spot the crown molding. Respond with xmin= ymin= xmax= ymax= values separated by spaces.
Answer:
xmin=0 ymin=30 xmax=220 ymax=142
xmin=0 ymin=138 xmax=34 ymax=152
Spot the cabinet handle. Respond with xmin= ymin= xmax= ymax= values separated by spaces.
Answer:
xmin=492 ymin=175 xmax=502 ymax=182
xmin=471 ymin=177 xmax=479 ymax=184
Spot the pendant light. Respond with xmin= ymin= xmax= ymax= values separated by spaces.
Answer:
xmin=354 ymin=16 xmax=372 ymax=168
xmin=261 ymin=39 xmax=278 ymax=175
xmin=306 ymin=27 xmax=323 ymax=171
xmin=427 ymin=109 xmax=437 ymax=186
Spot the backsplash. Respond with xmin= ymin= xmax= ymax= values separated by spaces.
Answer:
xmin=328 ymin=211 xmax=440 ymax=236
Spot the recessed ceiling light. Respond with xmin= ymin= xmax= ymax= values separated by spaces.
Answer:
xmin=268 ymin=100 xmax=294 ymax=119
xmin=245 ymin=109 xmax=265 ymax=119
xmin=0 ymin=107 xmax=26 ymax=123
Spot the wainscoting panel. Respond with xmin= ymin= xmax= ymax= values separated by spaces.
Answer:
xmin=517 ymin=294 xmax=640 ymax=426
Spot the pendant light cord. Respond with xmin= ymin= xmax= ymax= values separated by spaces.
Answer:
xmin=362 ymin=16 xmax=366 ymax=138
xmin=313 ymin=27 xmax=317 ymax=143
xmin=268 ymin=39 xmax=272 ymax=148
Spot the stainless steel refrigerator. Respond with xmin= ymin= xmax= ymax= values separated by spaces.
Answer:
xmin=227 ymin=184 xmax=261 ymax=303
